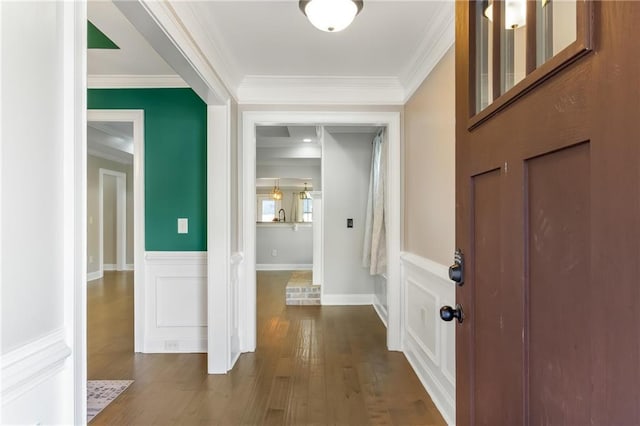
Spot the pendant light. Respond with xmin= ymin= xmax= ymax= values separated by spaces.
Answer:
xmin=299 ymin=0 xmax=364 ymax=33
xmin=483 ymin=0 xmax=526 ymax=29
xmin=272 ymin=179 xmax=283 ymax=200
xmin=299 ymin=183 xmax=311 ymax=200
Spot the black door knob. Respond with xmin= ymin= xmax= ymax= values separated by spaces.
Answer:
xmin=440 ymin=304 xmax=464 ymax=323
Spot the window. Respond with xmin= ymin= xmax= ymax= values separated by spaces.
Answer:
xmin=301 ymin=198 xmax=313 ymax=222
xmin=257 ymin=195 xmax=280 ymax=222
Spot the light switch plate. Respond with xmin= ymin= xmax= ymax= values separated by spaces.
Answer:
xmin=178 ymin=218 xmax=188 ymax=234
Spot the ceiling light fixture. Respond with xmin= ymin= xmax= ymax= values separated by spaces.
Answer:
xmin=303 ymin=138 xmax=312 ymax=142
xmin=300 ymin=183 xmax=311 ymax=200
xmin=299 ymin=0 xmax=364 ymax=33
xmin=483 ymin=0 xmax=526 ymax=29
xmin=272 ymin=179 xmax=283 ymax=200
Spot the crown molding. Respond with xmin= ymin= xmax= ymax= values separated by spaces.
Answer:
xmin=399 ymin=2 xmax=455 ymax=103
xmin=237 ymin=75 xmax=405 ymax=105
xmin=88 ymin=74 xmax=188 ymax=88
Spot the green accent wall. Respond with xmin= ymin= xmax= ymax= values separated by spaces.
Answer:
xmin=88 ymin=88 xmax=207 ymax=251
xmin=87 ymin=21 xmax=119 ymax=49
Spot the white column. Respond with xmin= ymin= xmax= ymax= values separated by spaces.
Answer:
xmin=310 ymin=191 xmax=323 ymax=286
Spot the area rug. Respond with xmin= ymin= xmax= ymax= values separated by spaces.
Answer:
xmin=87 ymin=380 xmax=133 ymax=422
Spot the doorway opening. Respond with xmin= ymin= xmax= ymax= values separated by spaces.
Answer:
xmin=241 ymin=111 xmax=402 ymax=355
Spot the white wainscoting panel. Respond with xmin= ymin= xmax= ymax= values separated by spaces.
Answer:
xmin=144 ymin=252 xmax=207 ymax=353
xmin=1 ymin=328 xmax=71 ymax=404
xmin=401 ymin=252 xmax=456 ymax=425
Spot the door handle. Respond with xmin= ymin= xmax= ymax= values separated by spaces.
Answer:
xmin=440 ymin=304 xmax=464 ymax=323
xmin=449 ymin=249 xmax=464 ymax=285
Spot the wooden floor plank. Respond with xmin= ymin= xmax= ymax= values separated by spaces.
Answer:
xmin=88 ymin=270 xmax=446 ymax=425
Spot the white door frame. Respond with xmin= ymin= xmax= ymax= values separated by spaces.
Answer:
xmin=241 ymin=111 xmax=402 ymax=352
xmin=87 ymin=110 xmax=145 ymax=352
xmin=98 ymin=168 xmax=127 ymax=273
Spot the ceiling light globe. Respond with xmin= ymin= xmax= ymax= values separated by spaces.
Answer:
xmin=304 ymin=0 xmax=358 ymax=32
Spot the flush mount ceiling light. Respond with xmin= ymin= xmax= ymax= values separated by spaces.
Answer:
xmin=299 ymin=0 xmax=364 ymax=33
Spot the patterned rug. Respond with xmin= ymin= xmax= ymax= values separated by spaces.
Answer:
xmin=87 ymin=380 xmax=133 ymax=422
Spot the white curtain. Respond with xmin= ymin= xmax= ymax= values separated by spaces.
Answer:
xmin=362 ymin=131 xmax=386 ymax=275
xmin=290 ymin=192 xmax=301 ymax=222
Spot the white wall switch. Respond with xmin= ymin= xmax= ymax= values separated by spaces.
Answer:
xmin=178 ymin=218 xmax=188 ymax=234
xmin=271 ymin=249 xmax=278 ymax=257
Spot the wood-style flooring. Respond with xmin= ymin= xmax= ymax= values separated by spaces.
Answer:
xmin=88 ymin=271 xmax=446 ymax=425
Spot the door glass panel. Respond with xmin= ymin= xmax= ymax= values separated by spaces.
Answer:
xmin=536 ymin=0 xmax=577 ymax=66
xmin=475 ymin=0 xmax=494 ymax=113
xmin=501 ymin=0 xmax=527 ymax=94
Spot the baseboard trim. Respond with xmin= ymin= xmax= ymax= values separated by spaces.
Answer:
xmin=143 ymin=339 xmax=207 ymax=354
xmin=404 ymin=336 xmax=455 ymax=425
xmin=124 ymin=263 xmax=134 ymax=271
xmin=373 ymin=299 xmax=388 ymax=328
xmin=321 ymin=293 xmax=373 ymax=306
xmin=87 ymin=270 xmax=103 ymax=281
xmin=1 ymin=328 xmax=72 ymax=404
xmin=256 ymin=263 xmax=312 ymax=271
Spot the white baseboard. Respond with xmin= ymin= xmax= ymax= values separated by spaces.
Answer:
xmin=405 ymin=335 xmax=455 ymax=425
xmin=321 ymin=293 xmax=373 ymax=305
xmin=143 ymin=338 xmax=206 ymax=353
xmin=87 ymin=270 xmax=102 ymax=281
xmin=124 ymin=263 xmax=134 ymax=271
xmin=103 ymin=264 xmax=116 ymax=271
xmin=373 ymin=299 xmax=388 ymax=328
xmin=256 ymin=263 xmax=312 ymax=271
xmin=1 ymin=328 xmax=72 ymax=404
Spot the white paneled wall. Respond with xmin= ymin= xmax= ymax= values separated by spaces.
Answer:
xmin=401 ymin=252 xmax=456 ymax=425
xmin=144 ymin=252 xmax=207 ymax=352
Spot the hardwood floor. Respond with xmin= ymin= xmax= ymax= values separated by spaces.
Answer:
xmin=88 ymin=271 xmax=446 ymax=425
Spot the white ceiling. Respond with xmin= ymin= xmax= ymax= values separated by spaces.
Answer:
xmin=87 ymin=121 xmax=134 ymax=165
xmin=88 ymin=1 xmax=176 ymax=76
xmin=89 ymin=0 xmax=455 ymax=103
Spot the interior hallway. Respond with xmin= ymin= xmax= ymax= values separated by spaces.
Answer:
xmin=88 ymin=271 xmax=445 ymax=425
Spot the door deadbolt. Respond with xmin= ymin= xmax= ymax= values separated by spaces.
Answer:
xmin=449 ymin=249 xmax=464 ymax=285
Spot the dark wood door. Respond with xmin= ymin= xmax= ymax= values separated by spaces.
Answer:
xmin=454 ymin=1 xmax=640 ymax=424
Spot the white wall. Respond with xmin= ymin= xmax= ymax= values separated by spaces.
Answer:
xmin=256 ymin=223 xmax=312 ymax=269
xmin=322 ymin=130 xmax=375 ymax=299
xmin=1 ymin=2 xmax=81 ymax=423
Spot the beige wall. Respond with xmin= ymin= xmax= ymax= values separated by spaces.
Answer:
xmin=87 ymin=155 xmax=134 ymax=273
xmin=404 ymin=46 xmax=455 ymax=266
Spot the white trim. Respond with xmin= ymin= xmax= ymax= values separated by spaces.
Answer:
xmin=256 ymin=264 xmax=313 ymax=271
xmin=88 ymin=110 xmax=145 ymax=354
xmin=114 ymin=1 xmax=232 ymax=104
xmin=399 ymin=2 xmax=455 ymax=103
xmin=400 ymin=252 xmax=456 ymax=426
xmin=400 ymin=252 xmax=450 ymax=279
xmin=321 ymin=294 xmax=374 ymax=306
xmin=65 ymin=1 xmax=88 ymax=422
xmin=98 ymin=168 xmax=126 ymax=275
xmin=208 ymin=103 xmax=232 ymax=373
xmin=88 ymin=74 xmax=188 ymax=89
xmin=404 ymin=338 xmax=456 ymax=426
xmin=242 ymin=111 xmax=402 ymax=353
xmin=373 ymin=299 xmax=388 ymax=328
xmin=237 ymin=76 xmax=405 ymax=106
xmin=142 ymin=339 xmax=207 ymax=354
xmin=87 ymin=270 xmax=102 ymax=282
xmin=1 ymin=329 xmax=72 ymax=405
xmin=124 ymin=263 xmax=134 ymax=271
xmin=145 ymin=251 xmax=207 ymax=264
